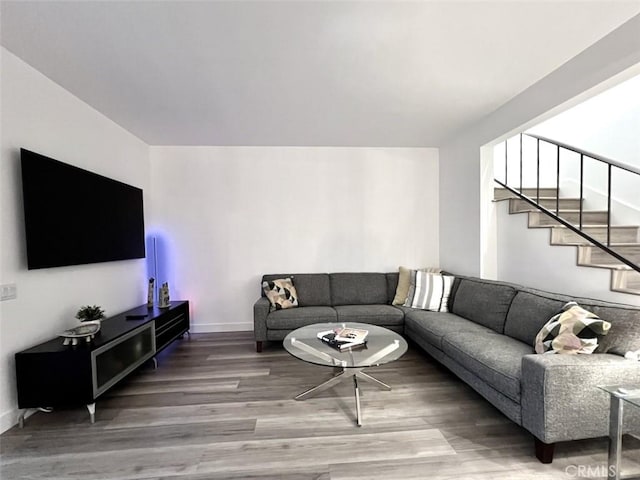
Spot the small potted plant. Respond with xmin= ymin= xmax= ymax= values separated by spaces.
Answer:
xmin=76 ymin=305 xmax=105 ymax=323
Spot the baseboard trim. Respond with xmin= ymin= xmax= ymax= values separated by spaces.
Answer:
xmin=190 ymin=322 xmax=253 ymax=333
xmin=0 ymin=407 xmax=32 ymax=434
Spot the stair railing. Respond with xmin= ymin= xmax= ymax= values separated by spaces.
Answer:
xmin=495 ymin=133 xmax=640 ymax=274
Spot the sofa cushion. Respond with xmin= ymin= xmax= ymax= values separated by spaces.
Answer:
xmin=266 ymin=306 xmax=337 ymax=329
xmin=446 ymin=275 xmax=463 ymax=312
xmin=504 ymin=291 xmax=566 ymax=345
xmin=386 ymin=272 xmax=399 ymax=304
xmin=262 ymin=274 xmax=331 ymax=306
xmin=330 ymin=273 xmax=388 ymax=306
xmin=442 ymin=332 xmax=533 ymax=403
xmin=262 ymin=278 xmax=298 ymax=311
xmin=582 ymin=303 xmax=640 ymax=356
xmin=404 ymin=309 xmax=494 ymax=350
xmin=334 ymin=305 xmax=404 ymax=326
xmin=451 ymin=278 xmax=517 ymax=333
xmin=505 ymin=286 xmax=640 ymax=356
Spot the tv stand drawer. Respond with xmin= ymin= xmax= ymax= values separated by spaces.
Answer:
xmin=155 ymin=304 xmax=189 ymax=353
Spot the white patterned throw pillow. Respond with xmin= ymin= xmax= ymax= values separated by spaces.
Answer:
xmin=262 ymin=278 xmax=299 ymax=312
xmin=404 ymin=272 xmax=454 ymax=312
xmin=534 ymin=302 xmax=611 ymax=354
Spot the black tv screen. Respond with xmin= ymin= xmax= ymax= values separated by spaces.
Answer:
xmin=21 ymin=149 xmax=145 ymax=269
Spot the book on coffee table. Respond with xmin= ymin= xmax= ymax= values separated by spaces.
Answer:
xmin=317 ymin=328 xmax=368 ymax=351
xmin=335 ymin=327 xmax=368 ymax=342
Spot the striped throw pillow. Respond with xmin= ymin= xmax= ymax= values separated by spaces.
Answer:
xmin=392 ymin=266 xmax=443 ymax=305
xmin=404 ymin=272 xmax=454 ymax=312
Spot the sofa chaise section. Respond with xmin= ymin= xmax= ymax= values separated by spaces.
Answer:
xmin=404 ymin=275 xmax=640 ymax=463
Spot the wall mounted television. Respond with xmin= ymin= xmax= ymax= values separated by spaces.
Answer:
xmin=20 ymin=148 xmax=146 ymax=269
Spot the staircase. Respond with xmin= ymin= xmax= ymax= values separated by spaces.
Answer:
xmin=494 ymin=186 xmax=640 ymax=296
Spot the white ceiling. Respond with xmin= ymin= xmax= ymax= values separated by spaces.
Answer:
xmin=2 ymin=1 xmax=639 ymax=147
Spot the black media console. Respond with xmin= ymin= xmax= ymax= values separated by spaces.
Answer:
xmin=15 ymin=301 xmax=189 ymax=426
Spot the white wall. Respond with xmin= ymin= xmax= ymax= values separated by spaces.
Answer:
xmin=149 ymin=146 xmax=439 ymax=332
xmin=0 ymin=48 xmax=150 ymax=432
xmin=439 ymin=14 xmax=640 ymax=296
xmin=527 ymin=74 xmax=640 ymax=224
xmin=528 ymin=74 xmax=640 ymax=167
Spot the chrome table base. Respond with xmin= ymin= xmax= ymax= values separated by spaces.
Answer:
xmin=294 ymin=367 xmax=391 ymax=426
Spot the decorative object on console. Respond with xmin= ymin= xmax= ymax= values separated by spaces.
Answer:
xmin=147 ymin=277 xmax=155 ymax=308
xmin=58 ymin=321 xmax=101 ymax=345
xmin=404 ymin=271 xmax=453 ymax=312
xmin=159 ymin=282 xmax=170 ymax=308
xmin=534 ymin=302 xmax=611 ymax=354
xmin=262 ymin=277 xmax=298 ymax=311
xmin=75 ymin=305 xmax=105 ymax=323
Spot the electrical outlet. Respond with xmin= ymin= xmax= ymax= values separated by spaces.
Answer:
xmin=0 ymin=283 xmax=17 ymax=301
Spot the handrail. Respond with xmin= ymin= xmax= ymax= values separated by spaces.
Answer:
xmin=525 ymin=133 xmax=640 ymax=176
xmin=497 ymin=133 xmax=640 ymax=275
xmin=495 ymin=181 xmax=640 ymax=274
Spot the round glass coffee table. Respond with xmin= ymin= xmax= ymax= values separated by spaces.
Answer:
xmin=283 ymin=322 xmax=408 ymax=426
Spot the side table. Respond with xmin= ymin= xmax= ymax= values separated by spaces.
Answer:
xmin=600 ymin=385 xmax=640 ymax=480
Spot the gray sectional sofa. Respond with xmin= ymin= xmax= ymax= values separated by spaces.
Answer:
xmin=253 ymin=272 xmax=640 ymax=463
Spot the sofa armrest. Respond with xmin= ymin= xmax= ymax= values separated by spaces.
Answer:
xmin=521 ymin=353 xmax=640 ymax=444
xmin=253 ymin=297 xmax=270 ymax=342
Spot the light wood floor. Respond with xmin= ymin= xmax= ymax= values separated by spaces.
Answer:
xmin=2 ymin=332 xmax=640 ymax=480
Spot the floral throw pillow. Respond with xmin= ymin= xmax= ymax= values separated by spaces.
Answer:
xmin=262 ymin=278 xmax=299 ymax=311
xmin=534 ymin=302 xmax=611 ymax=354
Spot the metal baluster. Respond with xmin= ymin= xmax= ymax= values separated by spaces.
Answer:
xmin=536 ymin=138 xmax=540 ymax=203
xmin=519 ymin=133 xmax=523 ymax=194
xmin=608 ymin=164 xmax=612 ymax=247
xmin=505 ymin=139 xmax=508 ymax=186
xmin=579 ymin=154 xmax=584 ymax=230
xmin=556 ymin=144 xmax=560 ymax=216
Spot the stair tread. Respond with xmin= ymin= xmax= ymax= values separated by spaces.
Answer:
xmin=612 ymin=287 xmax=640 ymax=295
xmin=504 ymin=197 xmax=582 ymax=201
xmin=494 ymin=197 xmax=578 ymax=200
xmin=533 ymin=225 xmax=613 ymax=229
xmin=610 ymin=265 xmax=638 ymax=271
xmin=554 ymin=242 xmax=639 ymax=247
xmin=551 ymin=225 xmax=639 ymax=229
xmin=580 ymin=242 xmax=640 ymax=248
xmin=580 ymin=262 xmax=636 ymax=269
xmin=529 ymin=210 xmax=608 ymax=215
xmin=547 ymin=209 xmax=607 ymax=213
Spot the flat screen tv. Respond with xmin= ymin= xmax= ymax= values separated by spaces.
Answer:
xmin=21 ymin=148 xmax=145 ymax=269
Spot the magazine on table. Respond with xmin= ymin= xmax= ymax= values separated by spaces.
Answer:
xmin=316 ymin=327 xmax=369 ymax=351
